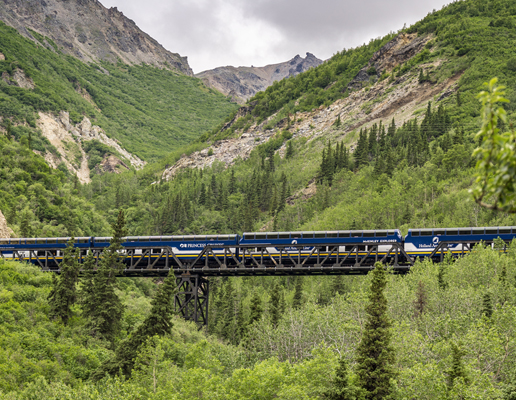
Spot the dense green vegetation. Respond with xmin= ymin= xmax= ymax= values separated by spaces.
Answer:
xmin=0 ymin=134 xmax=109 ymax=237
xmin=3 ymin=242 xmax=516 ymax=398
xmin=0 ymin=22 xmax=237 ymax=161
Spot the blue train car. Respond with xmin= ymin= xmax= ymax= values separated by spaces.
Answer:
xmin=0 ymin=237 xmax=92 ymax=261
xmin=103 ymin=234 xmax=240 ymax=263
xmin=240 ymin=230 xmax=403 ymax=264
xmin=404 ymin=226 xmax=516 ymax=259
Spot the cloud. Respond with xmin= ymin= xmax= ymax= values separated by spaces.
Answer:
xmin=100 ymin=0 xmax=450 ymax=73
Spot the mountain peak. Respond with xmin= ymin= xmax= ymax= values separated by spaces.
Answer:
xmin=197 ymin=54 xmax=323 ymax=104
xmin=0 ymin=0 xmax=193 ymax=75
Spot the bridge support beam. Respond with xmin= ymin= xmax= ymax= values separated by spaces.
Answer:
xmin=174 ymin=274 xmax=209 ymax=327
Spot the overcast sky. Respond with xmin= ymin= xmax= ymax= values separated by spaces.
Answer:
xmin=100 ymin=0 xmax=451 ymax=74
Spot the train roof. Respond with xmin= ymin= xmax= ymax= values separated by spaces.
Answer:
xmin=0 ymin=237 xmax=90 ymax=244
xmin=242 ymin=229 xmax=400 ymax=239
xmin=407 ymin=226 xmax=516 ymax=235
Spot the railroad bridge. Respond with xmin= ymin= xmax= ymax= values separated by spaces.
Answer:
xmin=1 ymin=239 xmax=481 ymax=326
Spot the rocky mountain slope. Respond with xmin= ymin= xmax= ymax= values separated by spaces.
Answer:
xmin=162 ymin=33 xmax=450 ymax=179
xmin=196 ymin=53 xmax=322 ymax=104
xmin=0 ymin=0 xmax=192 ymax=75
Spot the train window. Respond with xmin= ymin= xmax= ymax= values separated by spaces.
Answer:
xmin=0 ymin=239 xmax=9 ymax=244
xmin=291 ymin=232 xmax=302 ymax=238
xmin=434 ymin=230 xmax=445 ymax=236
xmin=364 ymin=232 xmax=375 ymax=238
xmin=485 ymin=228 xmax=498 ymax=235
xmin=446 ymin=230 xmax=458 ymax=236
xmin=243 ymin=233 xmax=254 ymax=240
xmin=314 ymin=233 xmax=326 ymax=238
xmin=26 ymin=239 xmax=36 ymax=244
xmin=77 ymin=238 xmax=89 ymax=243
xmin=302 ymin=232 xmax=314 ymax=239
xmin=255 ymin=233 xmax=266 ymax=240
xmin=411 ymin=231 xmax=420 ymax=237
xmin=266 ymin=233 xmax=278 ymax=239
xmin=472 ymin=228 xmax=485 ymax=235
xmin=420 ymin=230 xmax=433 ymax=236
xmin=388 ymin=230 xmax=396 ymax=236
xmin=499 ymin=228 xmax=512 ymax=234
xmin=459 ymin=229 xmax=471 ymax=235
xmin=278 ymin=233 xmax=290 ymax=239
xmin=57 ymin=238 xmax=68 ymax=244
xmin=218 ymin=235 xmax=229 ymax=240
xmin=327 ymin=232 xmax=338 ymax=238
xmin=338 ymin=232 xmax=350 ymax=238
xmin=376 ymin=231 xmax=387 ymax=237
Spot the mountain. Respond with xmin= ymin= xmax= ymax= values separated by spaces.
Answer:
xmin=0 ymin=0 xmax=192 ymax=75
xmin=196 ymin=53 xmax=323 ymax=104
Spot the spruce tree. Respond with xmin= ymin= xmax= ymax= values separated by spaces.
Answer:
xmin=413 ymin=281 xmax=427 ymax=319
xmin=248 ymin=291 xmax=263 ymax=325
xmin=48 ymin=238 xmax=81 ymax=325
xmin=269 ymin=282 xmax=281 ymax=328
xmin=325 ymin=356 xmax=356 ymax=400
xmin=293 ymin=277 xmax=304 ymax=309
xmin=482 ymin=293 xmax=493 ymax=318
xmin=93 ymin=267 xmax=177 ymax=380
xmin=84 ymin=210 xmax=127 ymax=342
xmin=356 ymin=262 xmax=396 ymax=399
xmin=79 ymin=250 xmax=96 ymax=319
xmin=447 ymin=343 xmax=468 ymax=389
xmin=286 ymin=140 xmax=294 ymax=159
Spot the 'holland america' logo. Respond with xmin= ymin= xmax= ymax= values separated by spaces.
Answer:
xmin=433 ymin=237 xmax=440 ymax=245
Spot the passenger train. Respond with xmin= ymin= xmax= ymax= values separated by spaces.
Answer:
xmin=0 ymin=226 xmax=515 ymax=268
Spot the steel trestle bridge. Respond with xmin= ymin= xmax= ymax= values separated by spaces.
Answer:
xmin=0 ymin=238 xmax=493 ymax=327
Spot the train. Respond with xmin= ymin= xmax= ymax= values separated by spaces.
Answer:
xmin=0 ymin=226 xmax=515 ymax=269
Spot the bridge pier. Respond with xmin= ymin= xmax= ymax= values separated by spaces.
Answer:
xmin=174 ymin=274 xmax=209 ymax=327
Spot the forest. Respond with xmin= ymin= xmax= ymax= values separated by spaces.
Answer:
xmin=3 ymin=0 xmax=516 ymax=397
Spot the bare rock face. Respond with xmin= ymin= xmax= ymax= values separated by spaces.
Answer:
xmin=196 ymin=53 xmax=323 ymax=104
xmin=0 ymin=210 xmax=14 ymax=238
xmin=0 ymin=0 xmax=193 ymax=75
xmin=37 ymin=111 xmax=145 ymax=184
xmin=97 ymin=154 xmax=129 ymax=174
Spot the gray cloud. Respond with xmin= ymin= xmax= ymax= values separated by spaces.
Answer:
xmin=100 ymin=0 xmax=450 ymax=73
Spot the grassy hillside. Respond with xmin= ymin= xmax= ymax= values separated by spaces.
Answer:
xmin=0 ymin=22 xmax=237 ymax=161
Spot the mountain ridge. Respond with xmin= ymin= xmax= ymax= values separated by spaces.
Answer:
xmin=0 ymin=0 xmax=193 ymax=75
xmin=196 ymin=53 xmax=322 ymax=104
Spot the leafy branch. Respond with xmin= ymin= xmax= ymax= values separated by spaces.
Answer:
xmin=471 ymin=78 xmax=516 ymax=212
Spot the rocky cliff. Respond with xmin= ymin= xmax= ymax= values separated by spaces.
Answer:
xmin=196 ymin=53 xmax=323 ymax=104
xmin=0 ymin=0 xmax=193 ymax=75
xmin=0 ymin=210 xmax=14 ymax=238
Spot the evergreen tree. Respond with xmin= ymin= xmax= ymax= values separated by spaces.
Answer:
xmin=228 ymin=169 xmax=236 ymax=194
xmin=248 ymin=291 xmax=263 ymax=325
xmin=334 ymin=114 xmax=342 ymax=128
xmin=331 ymin=275 xmax=346 ymax=296
xmin=286 ymin=140 xmax=294 ymax=159
xmin=92 ymin=267 xmax=177 ymax=380
xmin=356 ymin=262 xmax=396 ymax=399
xmin=48 ymin=238 xmax=81 ymax=325
xmin=84 ymin=210 xmax=127 ymax=342
xmin=199 ymin=183 xmax=206 ymax=205
xmin=325 ymin=356 xmax=357 ymax=400
xmin=413 ymin=281 xmax=428 ymax=319
xmin=269 ymin=283 xmax=281 ymax=328
xmin=446 ymin=343 xmax=468 ymax=389
xmin=293 ymin=277 xmax=304 ymax=309
xmin=79 ymin=250 xmax=96 ymax=313
xmin=482 ymin=293 xmax=493 ymax=318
